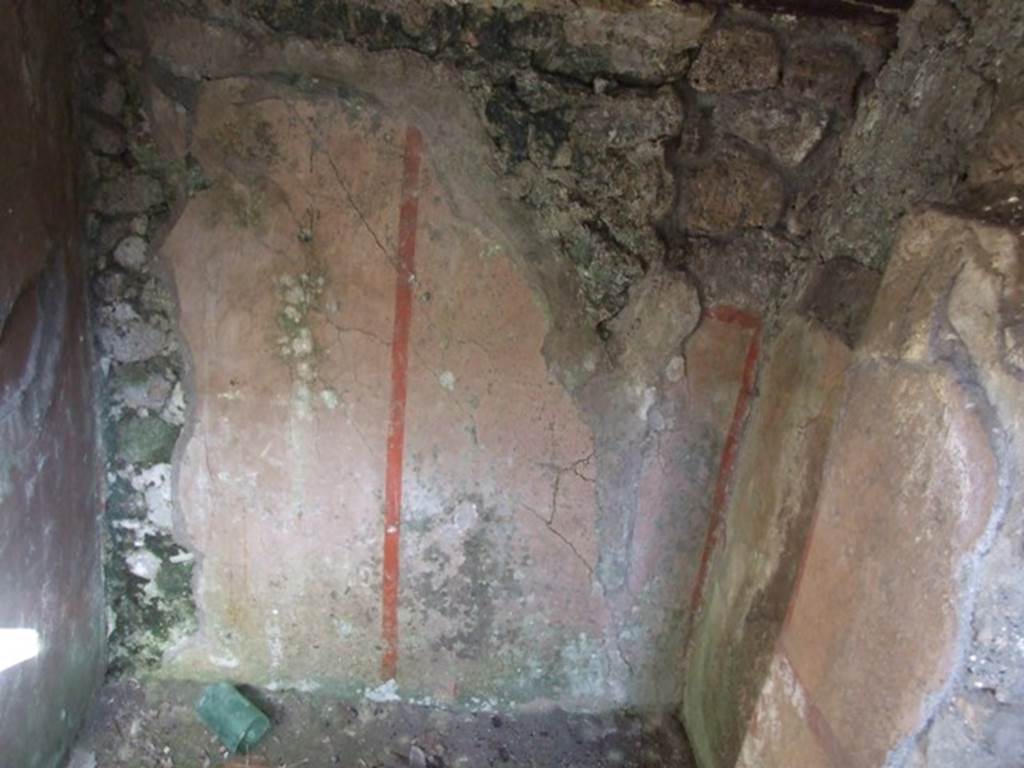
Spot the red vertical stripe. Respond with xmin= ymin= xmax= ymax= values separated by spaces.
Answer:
xmin=688 ymin=306 xmax=762 ymax=614
xmin=381 ymin=125 xmax=423 ymax=681
xmin=688 ymin=306 xmax=850 ymax=764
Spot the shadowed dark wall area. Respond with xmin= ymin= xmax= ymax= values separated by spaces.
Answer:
xmin=0 ymin=2 xmax=105 ymax=766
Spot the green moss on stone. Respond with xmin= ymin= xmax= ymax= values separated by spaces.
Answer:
xmin=106 ymin=531 xmax=197 ymax=675
xmin=115 ymin=415 xmax=179 ymax=465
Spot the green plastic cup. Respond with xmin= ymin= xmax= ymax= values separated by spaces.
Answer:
xmin=195 ymin=682 xmax=271 ymax=753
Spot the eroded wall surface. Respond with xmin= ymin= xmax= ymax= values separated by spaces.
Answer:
xmin=81 ymin=0 xmax=197 ymax=674
xmin=0 ymin=2 xmax=105 ymax=766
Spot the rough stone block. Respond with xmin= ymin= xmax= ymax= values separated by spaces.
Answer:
xmin=115 ymin=415 xmax=179 ymax=465
xmin=689 ymin=26 xmax=781 ymax=94
xmin=568 ymin=88 xmax=682 ymax=270
xmin=94 ymin=173 xmax=166 ymax=215
xmin=97 ymin=305 xmax=168 ymax=363
xmin=678 ymin=230 xmax=798 ymax=314
xmin=536 ymin=5 xmax=714 ymax=85
xmin=110 ymin=362 xmax=173 ymax=411
xmin=682 ymin=143 xmax=785 ymax=235
xmin=967 ymin=102 xmax=1024 ymax=195
xmin=782 ymin=43 xmax=862 ymax=113
xmin=113 ymin=235 xmax=148 ymax=270
xmin=89 ymin=119 xmax=126 ymax=156
xmin=96 ymin=77 xmax=127 ymax=117
xmin=799 ymin=257 xmax=881 ymax=346
xmin=570 ymin=88 xmax=682 ymax=155
xmin=713 ymin=91 xmax=827 ymax=167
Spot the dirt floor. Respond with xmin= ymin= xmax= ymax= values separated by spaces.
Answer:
xmin=71 ymin=681 xmax=696 ymax=768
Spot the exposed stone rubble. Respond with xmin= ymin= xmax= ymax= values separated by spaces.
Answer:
xmin=688 ymin=25 xmax=781 ymax=94
xmin=670 ymin=11 xmax=890 ymax=320
xmin=477 ymin=7 xmax=890 ymax=329
xmin=80 ymin=1 xmax=198 ymax=672
xmin=813 ymin=0 xmax=1024 ymax=270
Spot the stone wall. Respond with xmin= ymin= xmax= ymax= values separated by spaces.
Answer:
xmin=79 ymin=0 xmax=1024 ymax=755
xmin=0 ymin=2 xmax=105 ymax=766
xmin=81 ymin=1 xmax=197 ymax=674
xmin=668 ymin=9 xmax=889 ymax=319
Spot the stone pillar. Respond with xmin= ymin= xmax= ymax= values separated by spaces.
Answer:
xmin=738 ymin=208 xmax=1023 ymax=767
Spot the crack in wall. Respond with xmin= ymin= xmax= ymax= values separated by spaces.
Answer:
xmin=285 ymin=101 xmax=405 ymax=274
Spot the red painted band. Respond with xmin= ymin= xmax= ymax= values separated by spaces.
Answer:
xmin=777 ymin=639 xmax=852 ymax=767
xmin=689 ymin=307 xmax=762 ymax=614
xmin=704 ymin=304 xmax=762 ymax=330
xmin=381 ymin=125 xmax=424 ymax=681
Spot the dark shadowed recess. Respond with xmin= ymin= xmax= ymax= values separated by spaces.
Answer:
xmin=698 ymin=0 xmax=912 ymax=24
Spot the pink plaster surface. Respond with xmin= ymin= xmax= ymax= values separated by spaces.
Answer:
xmin=629 ymin=318 xmax=751 ymax=603
xmin=164 ymin=79 xmax=607 ymax=704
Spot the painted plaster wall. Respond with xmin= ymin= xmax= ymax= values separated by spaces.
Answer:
xmin=85 ymin=0 xmax=900 ymax=712
xmin=0 ymin=2 xmax=105 ymax=766
xmin=115 ymin=3 xmax=770 ymax=709
xmin=148 ymin=73 xmax=733 ymax=710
